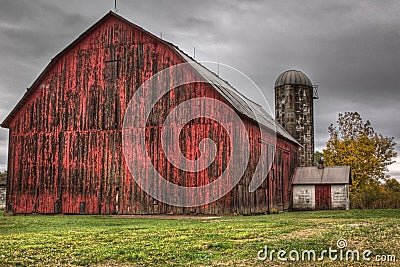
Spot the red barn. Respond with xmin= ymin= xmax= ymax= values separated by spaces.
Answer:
xmin=1 ymin=12 xmax=299 ymax=215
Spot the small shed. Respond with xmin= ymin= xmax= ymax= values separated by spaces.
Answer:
xmin=0 ymin=174 xmax=6 ymax=210
xmin=292 ymin=166 xmax=350 ymax=210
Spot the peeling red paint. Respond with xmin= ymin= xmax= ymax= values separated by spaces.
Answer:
xmin=3 ymin=12 xmax=299 ymax=215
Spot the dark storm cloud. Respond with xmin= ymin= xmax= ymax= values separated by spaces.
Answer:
xmin=0 ymin=0 xmax=92 ymax=104
xmin=0 ymin=0 xmax=399 ymax=177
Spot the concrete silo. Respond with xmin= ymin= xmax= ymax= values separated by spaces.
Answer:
xmin=275 ymin=70 xmax=318 ymax=167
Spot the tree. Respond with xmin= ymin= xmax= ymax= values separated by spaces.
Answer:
xmin=385 ymin=178 xmax=400 ymax=193
xmin=323 ymin=112 xmax=397 ymax=192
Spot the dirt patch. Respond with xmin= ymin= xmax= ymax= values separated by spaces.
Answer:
xmin=285 ymin=227 xmax=328 ymax=239
xmin=110 ymin=214 xmax=221 ymax=220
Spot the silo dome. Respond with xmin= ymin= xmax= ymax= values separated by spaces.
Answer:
xmin=275 ymin=70 xmax=312 ymax=87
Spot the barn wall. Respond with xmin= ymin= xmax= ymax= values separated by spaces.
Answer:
xmin=5 ymin=14 xmax=298 ymax=215
xmin=331 ymin=184 xmax=349 ymax=210
xmin=292 ymin=185 xmax=315 ymax=210
xmin=270 ymin=141 xmax=298 ymax=211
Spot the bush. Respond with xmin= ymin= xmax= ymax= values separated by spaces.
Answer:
xmin=351 ymin=180 xmax=400 ymax=209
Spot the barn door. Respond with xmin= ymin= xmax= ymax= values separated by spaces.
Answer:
xmin=281 ymin=151 xmax=290 ymax=210
xmin=315 ymin=185 xmax=331 ymax=210
xmin=276 ymin=150 xmax=284 ymax=208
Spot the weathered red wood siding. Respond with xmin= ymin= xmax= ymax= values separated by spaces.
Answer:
xmin=315 ymin=185 xmax=331 ymax=210
xmin=5 ymin=14 xmax=298 ymax=215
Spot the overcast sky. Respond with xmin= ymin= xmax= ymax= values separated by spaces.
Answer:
xmin=0 ymin=0 xmax=399 ymax=178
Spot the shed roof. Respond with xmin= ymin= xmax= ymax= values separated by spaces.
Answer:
xmin=292 ymin=166 xmax=351 ymax=185
xmin=0 ymin=12 xmax=299 ymax=145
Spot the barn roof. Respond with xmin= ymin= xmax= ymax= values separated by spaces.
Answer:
xmin=0 ymin=11 xmax=298 ymax=145
xmin=172 ymin=48 xmax=297 ymax=143
xmin=292 ymin=166 xmax=351 ymax=185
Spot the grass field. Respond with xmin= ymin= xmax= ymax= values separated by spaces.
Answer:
xmin=0 ymin=209 xmax=399 ymax=266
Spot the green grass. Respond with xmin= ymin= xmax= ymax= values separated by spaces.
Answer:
xmin=0 ymin=210 xmax=399 ymax=266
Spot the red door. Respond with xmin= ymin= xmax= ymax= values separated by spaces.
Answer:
xmin=315 ymin=185 xmax=331 ymax=210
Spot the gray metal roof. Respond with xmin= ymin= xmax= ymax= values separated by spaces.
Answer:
xmin=172 ymin=48 xmax=299 ymax=145
xmin=292 ymin=166 xmax=351 ymax=185
xmin=275 ymin=69 xmax=313 ymax=87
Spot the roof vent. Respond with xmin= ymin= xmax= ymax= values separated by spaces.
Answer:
xmin=318 ymin=157 xmax=325 ymax=169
